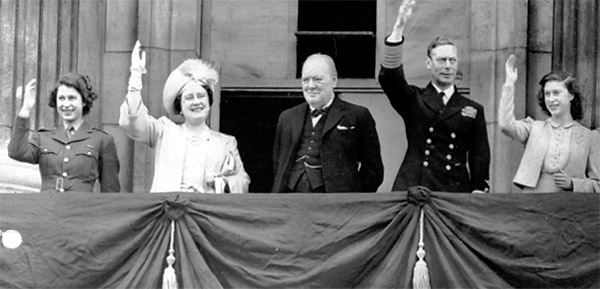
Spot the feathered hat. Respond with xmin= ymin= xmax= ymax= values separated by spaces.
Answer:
xmin=162 ymin=59 xmax=219 ymax=115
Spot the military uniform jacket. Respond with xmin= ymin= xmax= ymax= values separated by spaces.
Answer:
xmin=272 ymin=97 xmax=384 ymax=193
xmin=379 ymin=54 xmax=490 ymax=192
xmin=8 ymin=117 xmax=121 ymax=193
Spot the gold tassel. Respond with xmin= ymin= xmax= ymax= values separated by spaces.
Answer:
xmin=413 ymin=209 xmax=431 ymax=289
xmin=162 ymin=220 xmax=178 ymax=289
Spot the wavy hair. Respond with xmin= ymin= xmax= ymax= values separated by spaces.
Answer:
xmin=48 ymin=73 xmax=98 ymax=116
xmin=537 ymin=71 xmax=583 ymax=120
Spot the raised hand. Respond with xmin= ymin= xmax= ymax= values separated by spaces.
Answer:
xmin=128 ymin=41 xmax=146 ymax=93
xmin=17 ymin=79 xmax=37 ymax=117
xmin=395 ymin=0 xmax=416 ymax=30
xmin=505 ymin=54 xmax=518 ymax=84
xmin=130 ymin=40 xmax=146 ymax=74
xmin=389 ymin=0 xmax=416 ymax=42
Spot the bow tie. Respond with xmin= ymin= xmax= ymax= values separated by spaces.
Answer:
xmin=311 ymin=107 xmax=327 ymax=118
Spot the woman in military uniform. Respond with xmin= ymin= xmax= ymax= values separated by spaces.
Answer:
xmin=8 ymin=74 xmax=120 ymax=193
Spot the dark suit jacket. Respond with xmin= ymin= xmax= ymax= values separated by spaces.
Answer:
xmin=272 ymin=97 xmax=384 ymax=193
xmin=8 ymin=117 xmax=121 ymax=193
xmin=379 ymin=65 xmax=490 ymax=192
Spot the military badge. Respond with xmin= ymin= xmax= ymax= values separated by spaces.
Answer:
xmin=461 ymin=106 xmax=477 ymax=119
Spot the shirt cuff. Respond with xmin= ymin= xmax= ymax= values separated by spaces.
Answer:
xmin=382 ymin=36 xmax=404 ymax=69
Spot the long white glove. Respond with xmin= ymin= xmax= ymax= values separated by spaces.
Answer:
xmin=128 ymin=40 xmax=146 ymax=92
xmin=17 ymin=79 xmax=37 ymax=118
xmin=499 ymin=55 xmax=518 ymax=128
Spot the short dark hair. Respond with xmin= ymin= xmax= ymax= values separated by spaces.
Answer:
xmin=173 ymin=83 xmax=214 ymax=115
xmin=537 ymin=71 xmax=583 ymax=120
xmin=48 ymin=73 xmax=97 ymax=116
xmin=426 ymin=36 xmax=456 ymax=58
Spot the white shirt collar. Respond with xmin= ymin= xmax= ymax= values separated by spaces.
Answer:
xmin=431 ymin=83 xmax=455 ymax=98
xmin=64 ymin=121 xmax=83 ymax=131
xmin=309 ymin=95 xmax=335 ymax=112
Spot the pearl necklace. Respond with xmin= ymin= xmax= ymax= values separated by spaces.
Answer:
xmin=186 ymin=132 xmax=210 ymax=145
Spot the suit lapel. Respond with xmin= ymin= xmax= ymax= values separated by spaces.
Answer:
xmin=70 ymin=121 xmax=92 ymax=143
xmin=322 ymin=97 xmax=344 ymax=136
xmin=434 ymin=90 xmax=470 ymax=125
xmin=566 ymin=123 xmax=585 ymax=169
xmin=291 ymin=104 xmax=308 ymax=145
xmin=51 ymin=126 xmax=69 ymax=144
xmin=422 ymin=84 xmax=444 ymax=114
xmin=53 ymin=121 xmax=92 ymax=144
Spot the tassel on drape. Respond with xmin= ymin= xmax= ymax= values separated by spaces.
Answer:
xmin=162 ymin=220 xmax=178 ymax=289
xmin=412 ymin=209 xmax=431 ymax=289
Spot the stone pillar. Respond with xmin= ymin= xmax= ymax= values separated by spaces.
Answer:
xmin=526 ymin=0 xmax=554 ymax=121
xmin=469 ymin=0 xmax=528 ymax=193
xmin=552 ymin=0 xmax=599 ymax=129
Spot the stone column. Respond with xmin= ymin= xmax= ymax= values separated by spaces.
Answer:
xmin=468 ymin=0 xmax=528 ymax=193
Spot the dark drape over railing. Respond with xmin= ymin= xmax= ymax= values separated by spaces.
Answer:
xmin=0 ymin=192 xmax=598 ymax=288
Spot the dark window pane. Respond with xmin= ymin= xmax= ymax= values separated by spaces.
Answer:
xmin=297 ymin=0 xmax=376 ymax=78
xmin=220 ymin=93 xmax=305 ymax=193
xmin=296 ymin=34 xmax=375 ymax=78
xmin=298 ymin=0 xmax=376 ymax=32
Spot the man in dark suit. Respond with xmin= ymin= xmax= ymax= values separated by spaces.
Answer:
xmin=378 ymin=0 xmax=490 ymax=193
xmin=272 ymin=54 xmax=384 ymax=193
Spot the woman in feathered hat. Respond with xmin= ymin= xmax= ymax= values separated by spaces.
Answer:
xmin=119 ymin=41 xmax=250 ymax=193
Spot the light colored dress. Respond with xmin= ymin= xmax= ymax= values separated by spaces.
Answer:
xmin=119 ymin=101 xmax=250 ymax=193
xmin=499 ymin=82 xmax=600 ymax=193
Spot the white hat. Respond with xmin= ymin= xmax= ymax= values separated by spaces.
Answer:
xmin=162 ymin=59 xmax=219 ymax=115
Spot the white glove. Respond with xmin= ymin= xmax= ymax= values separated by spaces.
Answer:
xmin=128 ymin=41 xmax=146 ymax=92
xmin=17 ymin=79 xmax=37 ymax=118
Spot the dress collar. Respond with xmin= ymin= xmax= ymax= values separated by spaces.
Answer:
xmin=547 ymin=118 xmax=577 ymax=129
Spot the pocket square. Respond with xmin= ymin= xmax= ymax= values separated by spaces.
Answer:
xmin=461 ymin=106 xmax=477 ymax=119
xmin=337 ymin=125 xmax=355 ymax=130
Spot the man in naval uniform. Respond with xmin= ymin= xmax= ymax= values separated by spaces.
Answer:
xmin=379 ymin=0 xmax=490 ymax=193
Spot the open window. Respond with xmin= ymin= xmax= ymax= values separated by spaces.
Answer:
xmin=296 ymin=0 xmax=376 ymax=78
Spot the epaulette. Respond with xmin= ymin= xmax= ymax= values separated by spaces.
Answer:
xmin=91 ymin=127 xmax=109 ymax=135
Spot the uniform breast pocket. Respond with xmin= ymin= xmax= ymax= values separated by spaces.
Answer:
xmin=332 ymin=123 xmax=358 ymax=151
xmin=75 ymin=146 xmax=100 ymax=178
xmin=39 ymin=146 xmax=59 ymax=173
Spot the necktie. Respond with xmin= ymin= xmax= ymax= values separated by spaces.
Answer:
xmin=66 ymin=126 xmax=75 ymax=139
xmin=438 ymin=92 xmax=448 ymax=109
xmin=311 ymin=107 xmax=327 ymax=118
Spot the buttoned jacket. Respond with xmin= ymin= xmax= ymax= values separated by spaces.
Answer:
xmin=502 ymin=118 xmax=600 ymax=193
xmin=379 ymin=62 xmax=490 ymax=192
xmin=8 ymin=117 xmax=121 ymax=193
xmin=272 ymin=96 xmax=384 ymax=193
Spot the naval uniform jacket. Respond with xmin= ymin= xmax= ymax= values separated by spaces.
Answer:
xmin=272 ymin=96 xmax=384 ymax=193
xmin=378 ymin=39 xmax=490 ymax=192
xmin=8 ymin=117 xmax=121 ymax=193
